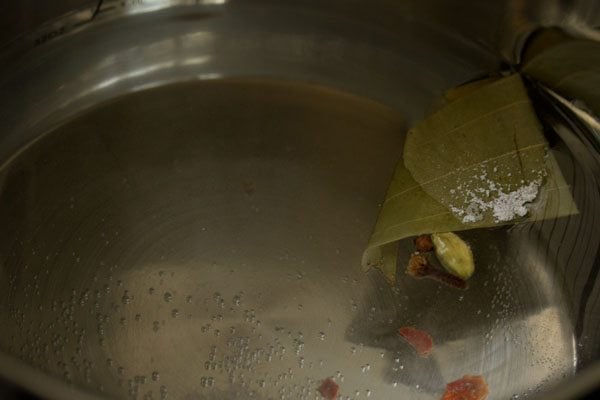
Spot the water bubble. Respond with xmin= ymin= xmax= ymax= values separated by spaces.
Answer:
xmin=200 ymin=377 xmax=212 ymax=388
xmin=121 ymin=291 xmax=131 ymax=305
xmin=160 ymin=385 xmax=167 ymax=400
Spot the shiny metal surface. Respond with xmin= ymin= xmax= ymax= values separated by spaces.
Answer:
xmin=0 ymin=1 xmax=599 ymax=400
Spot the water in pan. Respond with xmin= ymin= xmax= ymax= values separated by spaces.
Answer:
xmin=0 ymin=79 xmax=577 ymax=399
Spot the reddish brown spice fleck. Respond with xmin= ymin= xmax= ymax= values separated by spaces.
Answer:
xmin=398 ymin=326 xmax=434 ymax=356
xmin=441 ymin=375 xmax=489 ymax=400
xmin=415 ymin=234 xmax=434 ymax=252
xmin=318 ymin=377 xmax=339 ymax=400
xmin=407 ymin=253 xmax=468 ymax=290
xmin=407 ymin=253 xmax=429 ymax=277
xmin=242 ymin=180 xmax=255 ymax=196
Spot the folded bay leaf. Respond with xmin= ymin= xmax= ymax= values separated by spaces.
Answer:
xmin=363 ymin=74 xmax=578 ymax=284
xmin=522 ymin=30 xmax=600 ymax=117
xmin=443 ymin=76 xmax=499 ymax=103
xmin=404 ymin=74 xmax=552 ymax=223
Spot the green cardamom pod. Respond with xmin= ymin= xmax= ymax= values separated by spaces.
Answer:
xmin=431 ymin=232 xmax=474 ymax=279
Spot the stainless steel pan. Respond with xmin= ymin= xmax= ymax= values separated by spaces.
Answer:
xmin=1 ymin=1 xmax=599 ymax=399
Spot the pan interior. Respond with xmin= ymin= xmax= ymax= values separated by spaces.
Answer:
xmin=0 ymin=79 xmax=578 ymax=399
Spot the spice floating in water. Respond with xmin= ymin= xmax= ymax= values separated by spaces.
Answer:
xmin=318 ymin=377 xmax=339 ymax=400
xmin=442 ymin=375 xmax=489 ymax=400
xmin=398 ymin=326 xmax=433 ymax=357
xmin=407 ymin=253 xmax=468 ymax=290
xmin=415 ymin=234 xmax=434 ymax=252
xmin=431 ymin=232 xmax=475 ymax=279
xmin=242 ymin=180 xmax=255 ymax=196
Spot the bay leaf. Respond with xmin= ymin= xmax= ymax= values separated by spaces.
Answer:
xmin=522 ymin=30 xmax=600 ymax=117
xmin=404 ymin=74 xmax=551 ymax=223
xmin=363 ymin=74 xmax=578 ymax=283
xmin=443 ymin=76 xmax=499 ymax=103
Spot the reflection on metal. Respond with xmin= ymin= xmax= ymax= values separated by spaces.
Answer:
xmin=93 ymin=61 xmax=175 ymax=90
xmin=544 ymin=87 xmax=600 ymax=144
xmin=116 ymin=0 xmax=228 ymax=16
xmin=181 ymin=56 xmax=211 ymax=66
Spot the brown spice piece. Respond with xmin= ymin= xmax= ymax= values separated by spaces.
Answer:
xmin=407 ymin=253 xmax=429 ymax=277
xmin=318 ymin=377 xmax=339 ymax=400
xmin=441 ymin=375 xmax=489 ymax=400
xmin=398 ymin=326 xmax=434 ymax=356
xmin=415 ymin=234 xmax=434 ymax=252
xmin=407 ymin=253 xmax=468 ymax=290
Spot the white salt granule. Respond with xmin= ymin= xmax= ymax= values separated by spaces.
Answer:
xmin=490 ymin=181 xmax=539 ymax=222
xmin=451 ymin=180 xmax=541 ymax=223
xmin=448 ymin=162 xmax=544 ymax=224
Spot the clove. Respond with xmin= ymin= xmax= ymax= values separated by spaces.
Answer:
xmin=414 ymin=234 xmax=434 ymax=252
xmin=407 ymin=253 xmax=468 ymax=290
